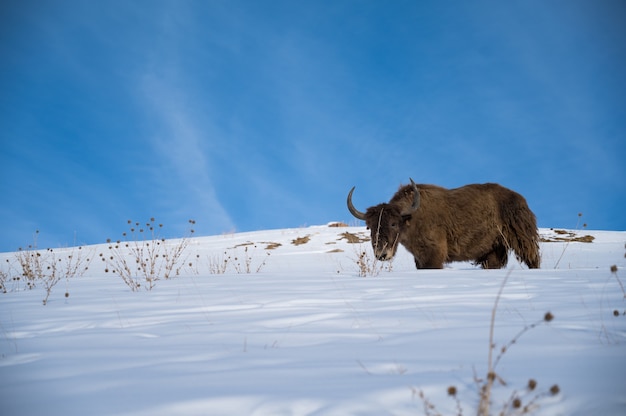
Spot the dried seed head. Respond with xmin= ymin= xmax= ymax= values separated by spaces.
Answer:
xmin=610 ymin=265 xmax=618 ymax=273
xmin=512 ymin=397 xmax=522 ymax=409
xmin=544 ymin=312 xmax=554 ymax=322
xmin=447 ymin=386 xmax=457 ymax=396
xmin=528 ymin=379 xmax=537 ymax=390
xmin=614 ymin=310 xmax=620 ymax=317
xmin=550 ymin=384 xmax=560 ymax=395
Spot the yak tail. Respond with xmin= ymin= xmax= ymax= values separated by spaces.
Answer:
xmin=499 ymin=194 xmax=541 ymax=269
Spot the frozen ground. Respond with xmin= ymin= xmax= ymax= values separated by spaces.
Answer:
xmin=1 ymin=225 xmax=625 ymax=415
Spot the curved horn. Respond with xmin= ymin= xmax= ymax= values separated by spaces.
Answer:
xmin=347 ymin=187 xmax=367 ymax=220
xmin=408 ymin=178 xmax=421 ymax=212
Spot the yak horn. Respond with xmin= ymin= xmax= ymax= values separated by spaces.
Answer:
xmin=408 ymin=178 xmax=421 ymax=212
xmin=347 ymin=187 xmax=367 ymax=220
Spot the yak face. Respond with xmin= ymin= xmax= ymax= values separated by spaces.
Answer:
xmin=364 ymin=204 xmax=407 ymax=261
xmin=347 ymin=179 xmax=420 ymax=262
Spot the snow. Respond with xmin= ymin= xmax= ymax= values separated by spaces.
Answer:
xmin=1 ymin=225 xmax=625 ymax=415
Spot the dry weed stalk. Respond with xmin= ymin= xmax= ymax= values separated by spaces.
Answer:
xmin=0 ymin=268 xmax=8 ymax=294
xmin=352 ymin=244 xmax=393 ymax=277
xmin=207 ymin=245 xmax=270 ymax=274
xmin=610 ymin=265 xmax=625 ymax=298
xmin=476 ymin=272 xmax=558 ymax=416
xmin=553 ymin=213 xmax=586 ymax=269
xmin=416 ymin=272 xmax=559 ymax=416
xmin=102 ymin=218 xmax=195 ymax=291
xmin=6 ymin=231 xmax=93 ymax=304
xmin=208 ymin=251 xmax=231 ymax=274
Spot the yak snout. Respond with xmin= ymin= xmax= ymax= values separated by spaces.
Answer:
xmin=372 ymin=242 xmax=396 ymax=262
xmin=376 ymin=251 xmax=390 ymax=261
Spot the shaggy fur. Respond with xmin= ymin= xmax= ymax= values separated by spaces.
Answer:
xmin=349 ymin=181 xmax=540 ymax=269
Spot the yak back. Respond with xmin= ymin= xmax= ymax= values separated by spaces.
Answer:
xmin=390 ymin=183 xmax=524 ymax=263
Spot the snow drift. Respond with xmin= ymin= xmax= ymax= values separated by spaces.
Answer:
xmin=0 ymin=225 xmax=624 ymax=415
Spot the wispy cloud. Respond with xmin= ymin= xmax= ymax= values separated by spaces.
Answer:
xmin=137 ymin=72 xmax=235 ymax=234
xmin=1 ymin=0 xmax=623 ymax=253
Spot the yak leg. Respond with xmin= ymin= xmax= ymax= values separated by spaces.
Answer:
xmin=479 ymin=244 xmax=508 ymax=269
xmin=414 ymin=246 xmax=446 ymax=269
xmin=520 ymin=248 xmax=541 ymax=269
xmin=415 ymin=257 xmax=445 ymax=269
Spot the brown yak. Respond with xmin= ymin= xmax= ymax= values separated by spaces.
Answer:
xmin=347 ymin=179 xmax=540 ymax=269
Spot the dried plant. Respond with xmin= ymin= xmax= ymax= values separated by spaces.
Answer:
xmin=101 ymin=218 xmax=195 ymax=291
xmin=208 ymin=251 xmax=231 ymax=274
xmin=0 ymin=268 xmax=8 ymax=294
xmin=416 ymin=273 xmax=559 ymax=416
xmin=473 ymin=273 xmax=559 ymax=415
xmin=207 ymin=245 xmax=271 ymax=274
xmin=5 ymin=231 xmax=93 ymax=304
xmin=610 ymin=264 xmax=625 ymax=298
xmin=352 ymin=244 xmax=392 ymax=277
xmin=553 ymin=213 xmax=587 ymax=269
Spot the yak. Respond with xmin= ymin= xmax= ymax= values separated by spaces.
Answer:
xmin=347 ymin=179 xmax=540 ymax=269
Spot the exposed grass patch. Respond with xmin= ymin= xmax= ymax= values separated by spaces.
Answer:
xmin=540 ymin=229 xmax=595 ymax=243
xmin=326 ymin=248 xmax=344 ymax=253
xmin=263 ymin=242 xmax=282 ymax=250
xmin=328 ymin=222 xmax=349 ymax=227
xmin=232 ymin=242 xmax=254 ymax=249
xmin=338 ymin=231 xmax=369 ymax=244
xmin=291 ymin=235 xmax=310 ymax=246
xmin=544 ymin=214 xmax=594 ymax=269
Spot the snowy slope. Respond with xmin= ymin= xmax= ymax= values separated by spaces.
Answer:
xmin=1 ymin=225 xmax=625 ymax=415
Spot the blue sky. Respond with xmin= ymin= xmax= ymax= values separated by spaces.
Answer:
xmin=1 ymin=0 xmax=625 ymax=252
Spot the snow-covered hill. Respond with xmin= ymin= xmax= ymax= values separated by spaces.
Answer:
xmin=1 ymin=225 xmax=625 ymax=415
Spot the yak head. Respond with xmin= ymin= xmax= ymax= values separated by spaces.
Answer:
xmin=346 ymin=179 xmax=420 ymax=261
